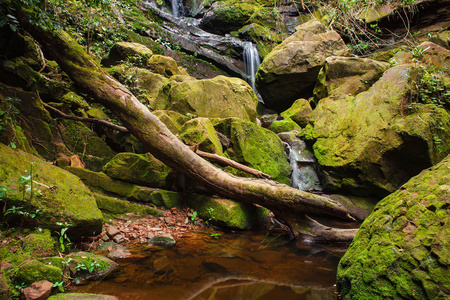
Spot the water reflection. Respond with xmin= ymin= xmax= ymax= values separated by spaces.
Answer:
xmin=70 ymin=230 xmax=344 ymax=299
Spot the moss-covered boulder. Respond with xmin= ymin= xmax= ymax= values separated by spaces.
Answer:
xmin=300 ymin=65 xmax=450 ymax=197
xmin=186 ymin=194 xmax=269 ymax=230
xmin=268 ymin=118 xmax=301 ymax=134
xmin=214 ymin=118 xmax=291 ymax=184
xmin=103 ymin=152 xmax=171 ymax=188
xmin=0 ymin=144 xmax=103 ymax=240
xmin=146 ymin=54 xmax=188 ymax=78
xmin=101 ymin=42 xmax=153 ymax=67
xmin=199 ymin=0 xmax=258 ymax=35
xmin=127 ymin=187 xmax=181 ymax=208
xmin=238 ymin=23 xmax=284 ymax=57
xmin=255 ymin=19 xmax=351 ymax=112
xmin=179 ymin=117 xmax=224 ymax=154
xmin=21 ymin=229 xmax=57 ymax=257
xmin=66 ymin=252 xmax=118 ymax=283
xmin=106 ymin=65 xmax=168 ymax=110
xmin=337 ymin=155 xmax=450 ymax=300
xmin=93 ymin=193 xmax=162 ymax=216
xmin=153 ymin=110 xmax=190 ymax=134
xmin=156 ymin=75 xmax=258 ymax=122
xmin=313 ymin=56 xmax=390 ymax=104
xmin=15 ymin=260 xmax=62 ymax=285
xmin=65 ymin=167 xmax=135 ymax=197
xmin=280 ymin=98 xmax=313 ymax=128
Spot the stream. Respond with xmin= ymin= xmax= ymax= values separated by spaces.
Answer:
xmin=70 ymin=230 xmax=346 ymax=299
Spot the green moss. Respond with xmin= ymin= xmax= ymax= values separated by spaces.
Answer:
xmin=61 ymin=92 xmax=90 ymax=110
xmin=103 ymin=152 xmax=171 ymax=188
xmin=21 ymin=229 xmax=57 ymax=257
xmin=179 ymin=118 xmax=224 ymax=155
xmin=153 ymin=110 xmax=189 ymax=134
xmin=337 ymin=156 xmax=450 ymax=299
xmin=0 ymin=144 xmax=103 ymax=240
xmin=268 ymin=118 xmax=301 ymax=133
xmin=93 ymin=192 xmax=161 ymax=216
xmin=15 ymin=260 xmax=62 ymax=285
xmin=280 ymin=98 xmax=313 ymax=128
xmin=186 ymin=194 xmax=269 ymax=230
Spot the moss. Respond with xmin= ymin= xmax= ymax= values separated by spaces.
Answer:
xmin=280 ymin=98 xmax=313 ymax=128
xmin=66 ymin=252 xmax=118 ymax=283
xmin=186 ymin=194 xmax=269 ymax=230
xmin=268 ymin=118 xmax=301 ymax=134
xmin=103 ymin=152 xmax=171 ymax=188
xmin=337 ymin=156 xmax=450 ymax=299
xmin=0 ymin=144 xmax=103 ymax=240
xmin=153 ymin=110 xmax=189 ymax=134
xmin=61 ymin=92 xmax=90 ymax=110
xmin=93 ymin=192 xmax=161 ymax=216
xmin=179 ymin=118 xmax=224 ymax=155
xmin=15 ymin=260 xmax=62 ymax=285
xmin=217 ymin=118 xmax=290 ymax=184
xmin=21 ymin=229 xmax=57 ymax=257
xmin=65 ymin=167 xmax=135 ymax=197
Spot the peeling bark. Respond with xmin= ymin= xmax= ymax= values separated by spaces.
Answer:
xmin=19 ymin=16 xmax=356 ymax=238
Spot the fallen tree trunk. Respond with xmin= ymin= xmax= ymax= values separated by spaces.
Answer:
xmin=19 ymin=15 xmax=355 ymax=237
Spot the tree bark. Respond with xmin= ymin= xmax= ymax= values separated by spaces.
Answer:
xmin=19 ymin=16 xmax=356 ymax=237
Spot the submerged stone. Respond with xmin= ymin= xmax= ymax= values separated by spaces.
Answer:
xmin=48 ymin=294 xmax=119 ymax=300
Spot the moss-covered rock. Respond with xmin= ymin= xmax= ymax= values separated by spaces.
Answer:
xmin=127 ymin=187 xmax=181 ymax=208
xmin=21 ymin=229 xmax=57 ymax=257
xmin=179 ymin=117 xmax=224 ymax=154
xmin=214 ymin=118 xmax=291 ymax=184
xmin=93 ymin=193 xmax=162 ymax=216
xmin=106 ymin=65 xmax=168 ymax=110
xmin=65 ymin=167 xmax=135 ymax=197
xmin=101 ymin=42 xmax=153 ymax=67
xmin=186 ymin=194 xmax=269 ymax=230
xmin=103 ymin=152 xmax=171 ymax=188
xmin=337 ymin=155 xmax=450 ymax=300
xmin=66 ymin=252 xmax=118 ymax=283
xmin=58 ymin=119 xmax=116 ymax=171
xmin=61 ymin=92 xmax=90 ymax=110
xmin=146 ymin=54 xmax=188 ymax=78
xmin=0 ymin=144 xmax=103 ymax=240
xmin=237 ymin=23 xmax=284 ymax=57
xmin=156 ymin=75 xmax=258 ymax=122
xmin=153 ymin=110 xmax=190 ymax=134
xmin=313 ymin=56 xmax=390 ymax=105
xmin=199 ymin=0 xmax=259 ymax=35
xmin=15 ymin=260 xmax=62 ymax=285
xmin=280 ymin=98 xmax=313 ymax=128
xmin=255 ymin=19 xmax=351 ymax=112
xmin=300 ymin=64 xmax=450 ymax=197
xmin=268 ymin=118 xmax=301 ymax=134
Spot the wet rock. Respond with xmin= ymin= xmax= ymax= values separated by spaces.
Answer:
xmin=255 ymin=19 xmax=351 ymax=112
xmin=149 ymin=234 xmax=176 ymax=247
xmin=337 ymin=155 xmax=450 ymax=299
xmin=22 ymin=280 xmax=53 ymax=300
xmin=106 ymin=226 xmax=120 ymax=238
xmin=107 ymin=247 xmax=132 ymax=260
xmin=68 ymin=252 xmax=118 ymax=284
xmin=16 ymin=260 xmax=62 ymax=286
xmin=112 ymin=234 xmax=125 ymax=244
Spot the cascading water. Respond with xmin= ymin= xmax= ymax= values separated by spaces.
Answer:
xmin=283 ymin=139 xmax=322 ymax=192
xmin=243 ymin=42 xmax=261 ymax=95
xmin=171 ymin=0 xmax=180 ymax=17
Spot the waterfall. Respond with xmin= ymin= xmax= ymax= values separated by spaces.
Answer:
xmin=283 ymin=140 xmax=322 ymax=192
xmin=171 ymin=0 xmax=179 ymax=17
xmin=243 ymin=42 xmax=261 ymax=93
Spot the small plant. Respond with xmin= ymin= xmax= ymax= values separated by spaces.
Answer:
xmin=55 ymin=221 xmax=72 ymax=252
xmin=53 ymin=281 xmax=65 ymax=292
xmin=75 ymin=260 xmax=101 ymax=273
xmin=204 ymin=207 xmax=216 ymax=226
xmin=209 ymin=232 xmax=222 ymax=239
xmin=190 ymin=211 xmax=198 ymax=225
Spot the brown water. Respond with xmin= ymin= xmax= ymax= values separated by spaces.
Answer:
xmin=70 ymin=230 xmax=346 ymax=300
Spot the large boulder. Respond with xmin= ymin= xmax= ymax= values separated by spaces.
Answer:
xmin=214 ymin=118 xmax=291 ymax=184
xmin=103 ymin=152 xmax=171 ymax=188
xmin=300 ymin=65 xmax=450 ymax=197
xmin=156 ymin=76 xmax=258 ymax=122
xmin=101 ymin=42 xmax=153 ymax=67
xmin=337 ymin=155 xmax=450 ymax=299
xmin=179 ymin=117 xmax=224 ymax=155
xmin=255 ymin=19 xmax=351 ymax=112
xmin=0 ymin=144 xmax=103 ymax=240
xmin=313 ymin=56 xmax=390 ymax=104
